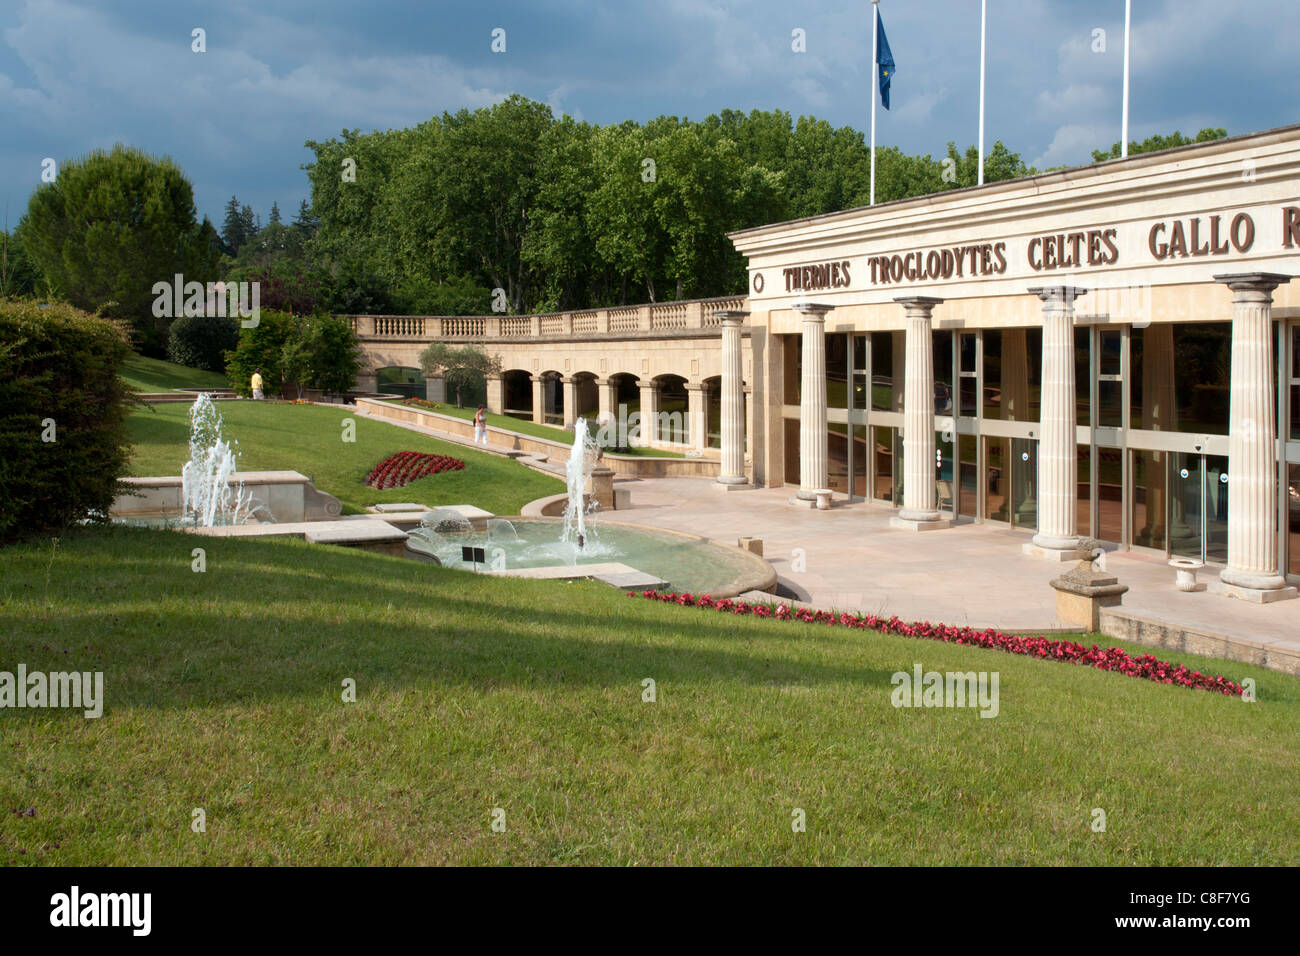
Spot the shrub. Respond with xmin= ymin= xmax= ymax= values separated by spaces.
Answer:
xmin=167 ymin=313 xmax=240 ymax=372
xmin=224 ymin=309 xmax=296 ymax=397
xmin=0 ymin=299 xmax=133 ymax=544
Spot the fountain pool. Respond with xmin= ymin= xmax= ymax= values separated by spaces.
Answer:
xmin=406 ymin=517 xmax=775 ymax=598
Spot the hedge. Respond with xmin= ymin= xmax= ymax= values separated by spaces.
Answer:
xmin=0 ymin=299 xmax=134 ymax=544
xmin=167 ymin=313 xmax=239 ymax=372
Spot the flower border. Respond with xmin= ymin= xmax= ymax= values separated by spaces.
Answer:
xmin=630 ymin=590 xmax=1245 ymax=697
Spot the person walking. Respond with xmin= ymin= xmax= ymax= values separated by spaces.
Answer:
xmin=474 ymin=405 xmax=488 ymax=445
xmin=251 ymin=368 xmax=264 ymax=401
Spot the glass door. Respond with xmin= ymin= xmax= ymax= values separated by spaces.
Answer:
xmin=1169 ymin=452 xmax=1230 ymax=565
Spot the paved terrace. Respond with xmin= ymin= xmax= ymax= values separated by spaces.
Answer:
xmin=609 ymin=477 xmax=1300 ymax=665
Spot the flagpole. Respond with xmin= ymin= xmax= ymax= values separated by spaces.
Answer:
xmin=870 ymin=0 xmax=879 ymax=205
xmin=978 ymin=0 xmax=986 ymax=185
xmin=1121 ymin=0 xmax=1131 ymax=157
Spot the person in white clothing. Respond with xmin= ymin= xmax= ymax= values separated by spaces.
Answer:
xmin=474 ymin=406 xmax=488 ymax=445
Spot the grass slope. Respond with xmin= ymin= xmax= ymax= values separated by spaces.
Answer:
xmin=120 ymin=354 xmax=228 ymax=393
xmin=127 ymin=401 xmax=562 ymax=516
xmin=382 ymin=401 xmax=687 ymax=458
xmin=1 ymin=527 xmax=1296 ymax=866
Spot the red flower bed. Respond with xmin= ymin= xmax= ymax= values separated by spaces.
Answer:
xmin=630 ymin=590 xmax=1245 ymax=697
xmin=364 ymin=450 xmax=465 ymax=489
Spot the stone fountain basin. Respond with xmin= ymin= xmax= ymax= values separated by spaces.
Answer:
xmin=111 ymin=471 xmax=342 ymax=523
xmin=410 ymin=516 xmax=777 ymax=599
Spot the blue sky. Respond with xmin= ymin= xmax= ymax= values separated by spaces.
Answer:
xmin=2 ymin=0 xmax=1297 ymax=230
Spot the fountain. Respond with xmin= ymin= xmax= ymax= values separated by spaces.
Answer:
xmin=560 ymin=417 xmax=600 ymax=548
xmin=400 ymin=416 xmax=773 ymax=594
xmin=180 ymin=394 xmax=263 ymax=526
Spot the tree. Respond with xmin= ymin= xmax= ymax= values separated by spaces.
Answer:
xmin=239 ymin=204 xmax=257 ymax=246
xmin=292 ymin=199 xmax=319 ymax=237
xmin=0 ymin=227 xmax=43 ymax=298
xmin=418 ymin=342 xmax=501 ymax=408
xmin=301 ymin=314 xmax=361 ymax=398
xmin=280 ymin=324 xmax=312 ymax=399
xmin=269 ymin=201 xmax=281 ymax=224
xmin=222 ymin=195 xmax=246 ymax=254
xmin=1092 ymin=128 xmax=1227 ymax=162
xmin=16 ymin=144 xmax=219 ymax=353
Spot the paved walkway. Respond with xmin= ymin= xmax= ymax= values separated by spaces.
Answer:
xmin=354 ymin=405 xmax=1299 ymax=663
xmin=609 ymin=478 xmax=1300 ymax=653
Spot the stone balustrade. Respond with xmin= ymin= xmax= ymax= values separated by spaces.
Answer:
xmin=346 ymin=295 xmax=749 ymax=343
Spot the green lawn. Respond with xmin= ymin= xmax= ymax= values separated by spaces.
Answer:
xmin=127 ymin=400 xmax=562 ymax=516
xmin=120 ymin=354 xmax=228 ymax=393
xmin=0 ymin=526 xmax=1295 ymax=865
xmin=381 ymin=400 xmax=687 ymax=458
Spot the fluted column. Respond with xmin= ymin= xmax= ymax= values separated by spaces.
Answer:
xmin=794 ymin=302 xmax=833 ymax=500
xmin=530 ymin=375 xmax=545 ymax=424
xmin=1025 ymin=287 xmax=1085 ymax=559
xmin=717 ymin=310 xmax=749 ymax=484
xmin=1211 ymin=273 xmax=1296 ymax=601
xmin=890 ymin=296 xmax=950 ymax=530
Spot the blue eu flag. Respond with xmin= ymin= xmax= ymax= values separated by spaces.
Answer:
xmin=876 ymin=12 xmax=895 ymax=110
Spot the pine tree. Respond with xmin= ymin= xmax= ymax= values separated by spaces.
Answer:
xmin=239 ymin=204 xmax=256 ymax=245
xmin=292 ymin=199 xmax=319 ymax=236
xmin=269 ymin=201 xmax=281 ymax=224
xmin=221 ymin=195 xmax=245 ymax=254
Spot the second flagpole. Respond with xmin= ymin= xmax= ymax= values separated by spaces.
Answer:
xmin=870 ymin=0 xmax=879 ymax=205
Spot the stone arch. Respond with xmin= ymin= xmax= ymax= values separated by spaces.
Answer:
xmin=536 ymin=369 xmax=564 ymax=425
xmin=571 ymin=370 xmax=600 ymax=422
xmin=501 ymin=368 xmax=533 ymax=420
xmin=376 ymin=366 xmax=425 ymax=399
xmin=651 ymin=373 xmax=690 ymax=444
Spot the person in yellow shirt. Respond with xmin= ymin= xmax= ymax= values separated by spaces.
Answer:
xmin=251 ymin=368 xmax=264 ymax=401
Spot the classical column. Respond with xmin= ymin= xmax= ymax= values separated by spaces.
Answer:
xmin=596 ymin=377 xmax=617 ymax=428
xmin=1210 ymin=273 xmax=1297 ymax=602
xmin=425 ymin=375 xmax=446 ymax=404
xmin=890 ymin=296 xmax=950 ymax=531
xmin=485 ymin=374 xmax=504 ymax=415
xmin=1026 ymin=286 xmax=1086 ymax=560
xmin=561 ymin=376 xmax=578 ymax=427
xmin=717 ymin=310 xmax=750 ymax=485
xmin=686 ymin=382 xmax=707 ymax=454
xmin=530 ymin=375 xmax=545 ymax=425
xmin=637 ymin=378 xmax=659 ymax=447
xmin=794 ymin=302 xmax=833 ymax=501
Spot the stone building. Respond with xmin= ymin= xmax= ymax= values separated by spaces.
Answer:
xmin=355 ymin=123 xmax=1300 ymax=600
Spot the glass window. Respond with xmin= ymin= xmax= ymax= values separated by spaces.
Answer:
xmin=960 ymin=333 xmax=977 ymax=373
xmin=1133 ymin=323 xmax=1229 ymax=435
xmin=1131 ymin=449 xmax=1167 ymax=551
xmin=933 ymin=330 xmax=954 ymax=415
xmin=871 ymin=331 xmax=898 ymax=412
xmin=983 ymin=329 xmax=1002 ymax=419
xmin=1075 ymin=327 xmax=1090 ymax=428
xmin=1100 ymin=329 xmax=1122 ymax=376
xmin=853 ymin=334 xmax=867 ymax=371
xmin=826 ymin=333 xmax=849 ymax=409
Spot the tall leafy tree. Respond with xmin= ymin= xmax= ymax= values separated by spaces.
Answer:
xmin=1092 ymin=127 xmax=1227 ymax=162
xmin=418 ymin=342 xmax=501 ymax=408
xmin=17 ymin=144 xmax=219 ymax=351
xmin=269 ymin=201 xmax=281 ymax=224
